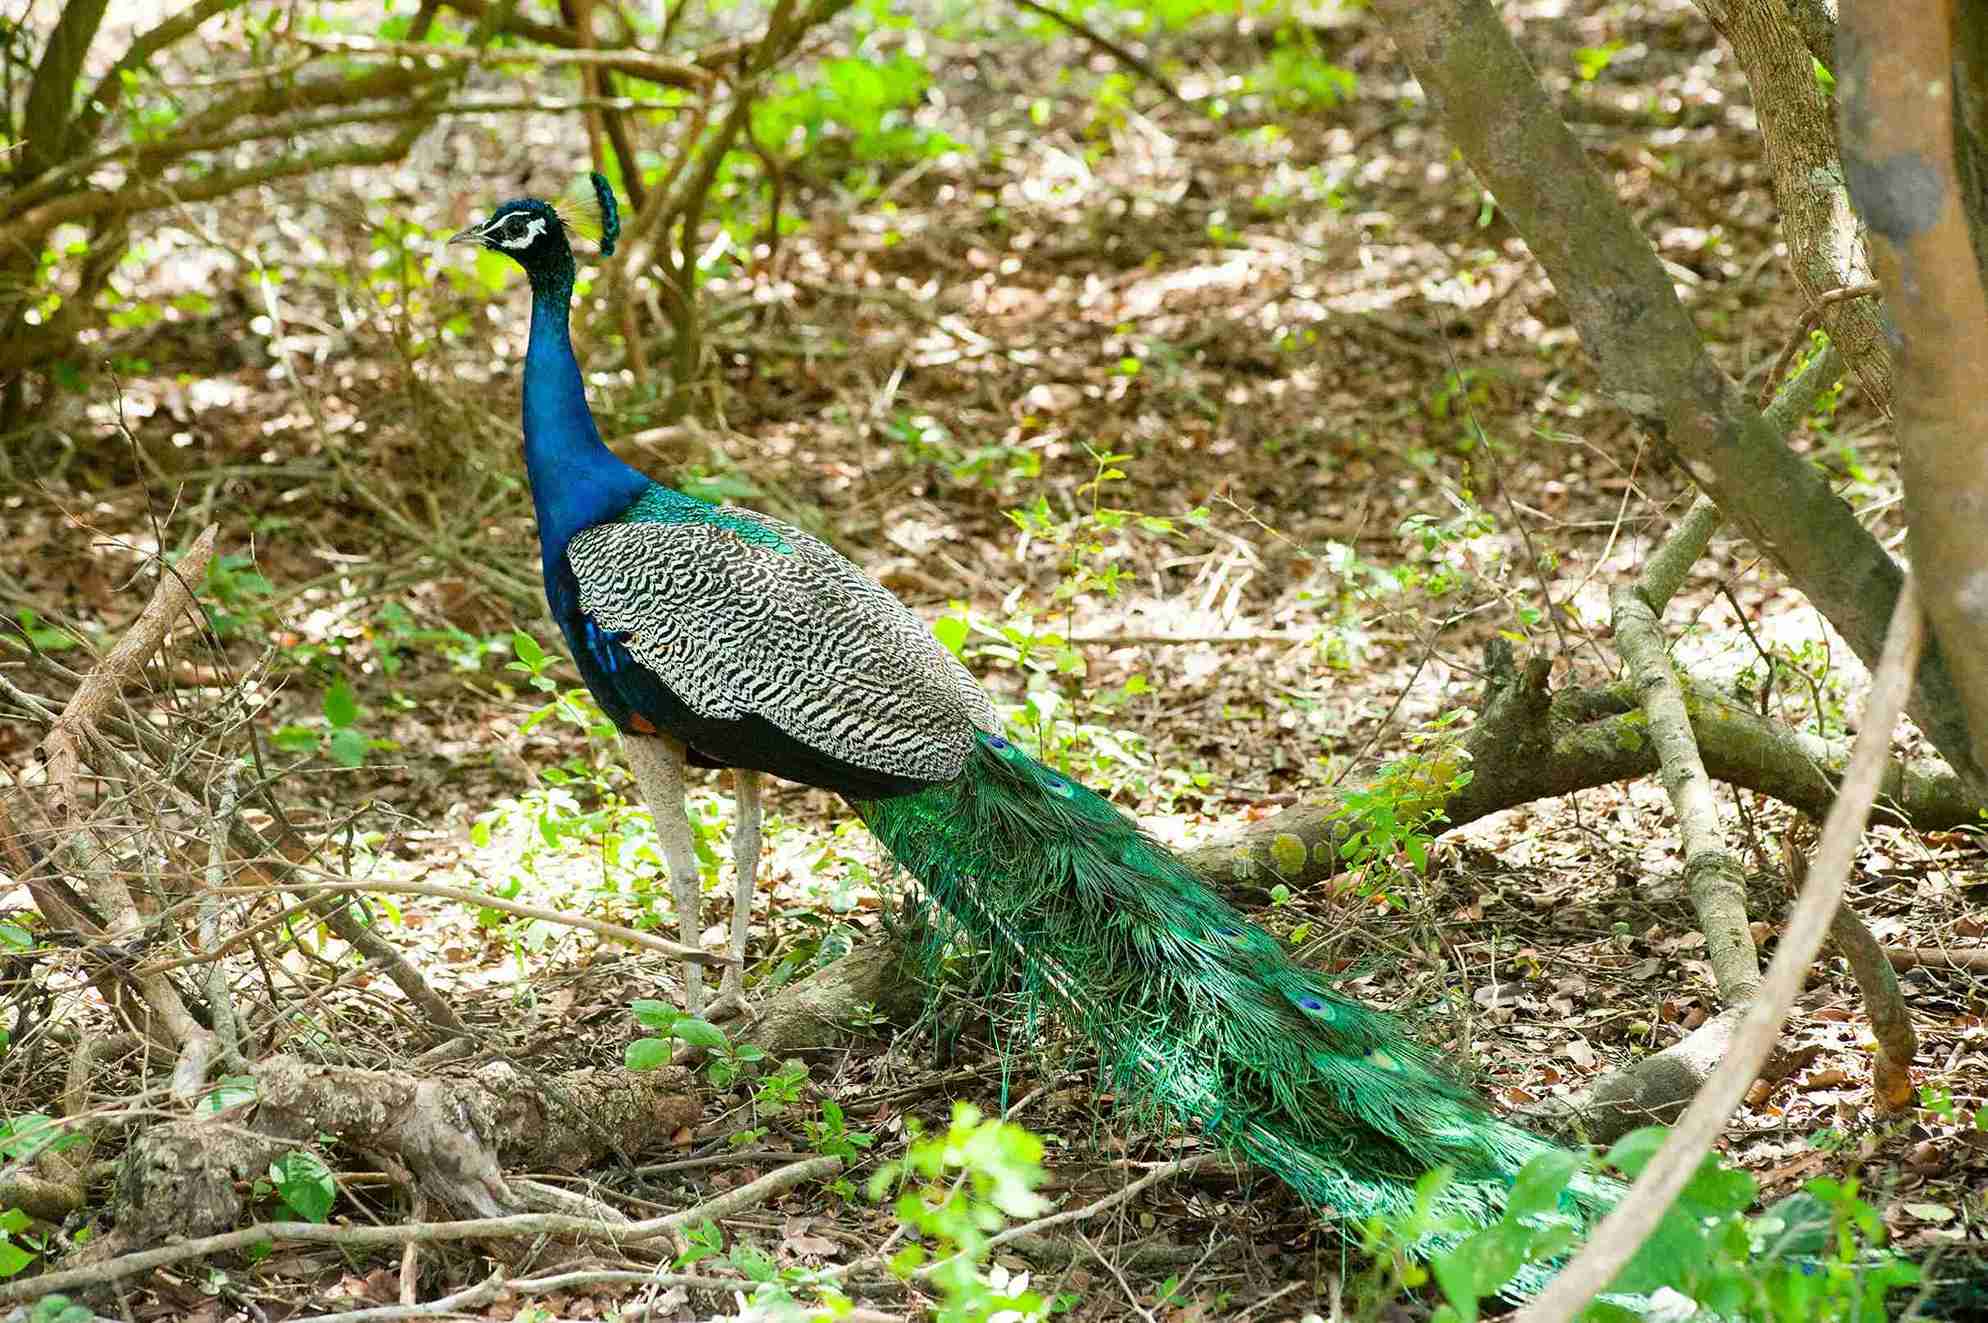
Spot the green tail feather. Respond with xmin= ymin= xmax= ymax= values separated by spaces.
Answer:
xmin=857 ymin=732 xmax=1617 ymax=1254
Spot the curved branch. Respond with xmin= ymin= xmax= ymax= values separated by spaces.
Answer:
xmin=65 ymin=0 xmax=242 ymax=159
xmin=290 ymin=32 xmax=715 ymax=90
xmin=1183 ymin=650 xmax=1979 ymax=892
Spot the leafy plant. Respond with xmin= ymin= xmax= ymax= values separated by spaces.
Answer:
xmin=271 ymin=676 xmax=379 ymax=769
xmin=624 ymin=1000 xmax=768 ymax=1089
xmin=806 ymin=1098 xmax=875 ymax=1163
xmin=1321 ymin=732 xmax=1472 ymax=908
xmin=200 ymin=553 xmax=277 ymax=640
xmin=1359 ymin=1127 xmax=1920 ymax=1322
xmin=25 ymin=1292 xmax=92 ymax=1322
xmin=11 ymin=608 xmax=78 ymax=653
xmin=0 ymin=1209 xmax=43 ymax=1279
xmin=0 ymin=1114 xmax=80 ymax=1165
xmin=869 ymin=1102 xmax=1062 ymax=1323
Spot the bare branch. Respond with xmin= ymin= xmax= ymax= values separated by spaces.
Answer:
xmin=1366 ymin=0 xmax=1985 ymax=792
xmin=289 ymin=32 xmax=715 ymax=90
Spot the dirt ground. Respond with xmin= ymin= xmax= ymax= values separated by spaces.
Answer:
xmin=3 ymin=0 xmax=1985 ymax=1317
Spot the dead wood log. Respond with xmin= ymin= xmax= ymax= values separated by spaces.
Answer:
xmin=105 ymin=1054 xmax=699 ymax=1248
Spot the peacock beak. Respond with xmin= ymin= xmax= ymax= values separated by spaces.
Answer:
xmin=447 ymin=222 xmax=491 ymax=247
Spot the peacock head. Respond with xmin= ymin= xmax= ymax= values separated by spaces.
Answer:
xmin=450 ymin=175 xmax=619 ymax=293
xmin=449 ymin=198 xmax=572 ymax=283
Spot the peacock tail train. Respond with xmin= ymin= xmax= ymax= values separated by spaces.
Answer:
xmin=858 ymin=732 xmax=1619 ymax=1255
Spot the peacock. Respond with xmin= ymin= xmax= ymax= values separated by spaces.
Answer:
xmin=448 ymin=175 xmax=1616 ymax=1258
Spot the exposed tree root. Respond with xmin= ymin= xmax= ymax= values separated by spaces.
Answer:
xmin=102 ymin=1054 xmax=699 ymax=1251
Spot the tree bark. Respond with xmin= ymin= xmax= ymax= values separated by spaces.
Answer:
xmin=1840 ymin=1 xmax=1988 ymax=783
xmin=1698 ymin=0 xmax=1891 ymax=412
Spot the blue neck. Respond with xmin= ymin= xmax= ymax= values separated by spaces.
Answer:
xmin=521 ymin=269 xmax=650 ymax=577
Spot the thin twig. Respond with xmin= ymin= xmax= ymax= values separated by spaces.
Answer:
xmin=1757 ymin=282 xmax=1882 ymax=408
xmin=200 ymin=764 xmax=245 ymax=1071
xmin=978 ymin=1154 xmax=1224 ymax=1258
xmin=289 ymin=32 xmax=714 ymax=88
xmin=207 ymin=872 xmax=733 ymax=967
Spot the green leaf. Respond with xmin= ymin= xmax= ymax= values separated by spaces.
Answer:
xmin=1680 ymin=1157 xmax=1755 ymax=1218
xmin=0 ymin=1115 xmax=64 ymax=1161
xmin=624 ymin=1037 xmax=673 ymax=1071
xmin=512 ymin=630 xmax=545 ymax=667
xmin=1602 ymin=1125 xmax=1667 ymax=1178
xmin=0 ymin=924 xmax=31 ymax=952
xmin=271 ymin=725 xmax=321 ymax=754
xmin=326 ymin=727 xmax=368 ymax=769
xmin=630 ymin=999 xmax=681 ymax=1031
xmin=0 ymin=1208 xmax=28 ymax=1234
xmin=1507 ymin=1149 xmax=1582 ymax=1219
xmin=672 ymin=1018 xmax=729 ymax=1051
xmin=271 ymin=1151 xmax=336 ymax=1223
xmin=322 ymin=680 xmax=359 ymax=729
xmin=0 ymin=1239 xmax=32 ymax=1278
xmin=198 ymin=1075 xmax=259 ymax=1116
xmin=932 ymin=614 xmax=969 ymax=658
xmin=1430 ymin=1250 xmax=1481 ymax=1321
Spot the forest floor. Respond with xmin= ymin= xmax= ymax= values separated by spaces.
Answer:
xmin=3 ymin=1 xmax=1986 ymax=1319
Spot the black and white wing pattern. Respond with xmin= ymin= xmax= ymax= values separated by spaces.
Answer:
xmin=567 ymin=507 xmax=999 ymax=785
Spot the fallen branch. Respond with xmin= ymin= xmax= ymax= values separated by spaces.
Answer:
xmin=1520 ymin=579 xmax=1923 ymax=1321
xmin=1884 ymin=946 xmax=1988 ymax=973
xmin=1182 ymin=650 xmax=1978 ymax=892
xmin=1782 ymin=826 xmax=1918 ymax=1111
xmin=41 ymin=526 xmax=215 ymax=827
xmin=24 ymin=527 xmax=217 ymax=1055
xmin=1611 ymin=497 xmax=1761 ymax=1004
xmin=11 ymin=1155 xmax=841 ymax=1305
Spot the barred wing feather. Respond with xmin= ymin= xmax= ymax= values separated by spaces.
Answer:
xmin=567 ymin=514 xmax=996 ymax=784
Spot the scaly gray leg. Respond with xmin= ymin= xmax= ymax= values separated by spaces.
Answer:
xmin=624 ymin=733 xmax=705 ymax=1016
xmin=719 ymin=769 xmax=763 ymax=1012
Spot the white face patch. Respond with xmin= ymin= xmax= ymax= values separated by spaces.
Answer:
xmin=496 ymin=215 xmax=548 ymax=250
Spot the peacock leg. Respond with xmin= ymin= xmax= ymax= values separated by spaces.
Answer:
xmin=716 ymin=768 xmax=763 ymax=1015
xmin=625 ymin=733 xmax=705 ymax=1016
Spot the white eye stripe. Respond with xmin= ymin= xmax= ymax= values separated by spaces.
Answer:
xmin=496 ymin=216 xmax=548 ymax=250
